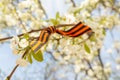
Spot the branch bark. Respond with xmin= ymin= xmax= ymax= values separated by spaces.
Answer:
xmin=6 ymin=65 xmax=19 ymax=80
xmin=0 ymin=23 xmax=75 ymax=42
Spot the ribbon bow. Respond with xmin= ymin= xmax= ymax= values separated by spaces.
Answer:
xmin=30 ymin=21 xmax=93 ymax=53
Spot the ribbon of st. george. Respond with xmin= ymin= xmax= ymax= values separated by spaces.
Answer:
xmin=30 ymin=21 xmax=93 ymax=53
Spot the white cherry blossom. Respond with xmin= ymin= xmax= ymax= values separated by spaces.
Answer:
xmin=19 ymin=39 xmax=29 ymax=48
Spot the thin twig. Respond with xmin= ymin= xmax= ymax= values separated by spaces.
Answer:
xmin=46 ymin=51 xmax=58 ymax=61
xmin=98 ymin=49 xmax=108 ymax=80
xmin=75 ymin=73 xmax=78 ymax=80
xmin=70 ymin=0 xmax=76 ymax=7
xmin=6 ymin=48 xmax=29 ymax=80
xmin=6 ymin=65 xmax=19 ymax=80
xmin=0 ymin=24 xmax=75 ymax=42
xmin=85 ymin=59 xmax=97 ymax=78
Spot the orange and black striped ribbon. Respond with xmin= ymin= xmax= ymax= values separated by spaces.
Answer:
xmin=30 ymin=21 xmax=93 ymax=53
xmin=56 ymin=22 xmax=92 ymax=37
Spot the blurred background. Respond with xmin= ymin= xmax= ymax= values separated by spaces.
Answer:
xmin=0 ymin=0 xmax=120 ymax=80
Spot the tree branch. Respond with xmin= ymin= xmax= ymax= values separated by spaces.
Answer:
xmin=0 ymin=23 xmax=75 ymax=42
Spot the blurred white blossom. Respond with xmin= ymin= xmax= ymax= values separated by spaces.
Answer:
xmin=53 ymin=52 xmax=61 ymax=60
xmin=42 ymin=21 xmax=49 ymax=26
xmin=104 ymin=67 xmax=111 ymax=74
xmin=63 ymin=55 xmax=71 ymax=60
xmin=116 ymin=65 xmax=120 ymax=70
xmin=106 ymin=48 xmax=113 ymax=54
xmin=64 ymin=14 xmax=75 ymax=23
xmin=116 ymin=58 xmax=120 ymax=64
xmin=0 ymin=34 xmax=4 ymax=38
xmin=12 ymin=49 xmax=19 ymax=55
xmin=81 ymin=10 xmax=90 ymax=19
xmin=18 ymin=0 xmax=33 ymax=10
xmin=16 ymin=58 xmax=28 ymax=67
xmin=30 ymin=32 xmax=40 ymax=37
xmin=88 ymin=69 xmax=94 ymax=77
xmin=105 ymin=62 xmax=111 ymax=68
xmin=5 ymin=14 xmax=17 ymax=26
xmin=112 ymin=41 xmax=120 ymax=49
xmin=10 ymin=36 xmax=19 ymax=49
xmin=74 ymin=64 xmax=80 ymax=73
xmin=80 ymin=64 xmax=86 ymax=70
xmin=34 ymin=9 xmax=44 ymax=19
xmin=92 ymin=77 xmax=98 ymax=80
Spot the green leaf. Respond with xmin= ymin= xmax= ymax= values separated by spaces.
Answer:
xmin=28 ymin=52 xmax=33 ymax=64
xmin=90 ymin=36 xmax=96 ymax=42
xmin=102 ymin=29 xmax=106 ymax=35
xmin=99 ymin=17 xmax=106 ymax=24
xmin=50 ymin=19 xmax=59 ymax=25
xmin=73 ymin=8 xmax=82 ymax=15
xmin=32 ymin=50 xmax=43 ymax=62
xmin=56 ymin=12 xmax=60 ymax=19
xmin=23 ymin=33 xmax=29 ymax=40
xmin=50 ymin=19 xmax=56 ymax=23
xmin=109 ymin=0 xmax=115 ymax=5
xmin=0 ymin=3 xmax=3 ymax=7
xmin=84 ymin=43 xmax=91 ymax=54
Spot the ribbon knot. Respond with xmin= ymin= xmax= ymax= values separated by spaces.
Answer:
xmin=31 ymin=21 xmax=93 ymax=53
